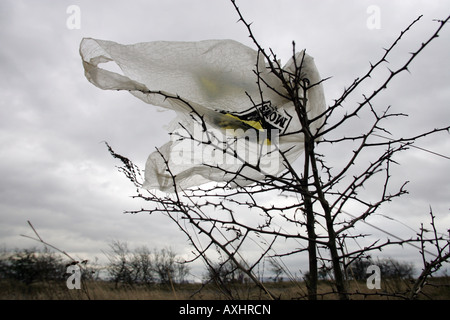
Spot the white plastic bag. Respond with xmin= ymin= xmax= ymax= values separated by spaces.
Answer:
xmin=80 ymin=38 xmax=326 ymax=191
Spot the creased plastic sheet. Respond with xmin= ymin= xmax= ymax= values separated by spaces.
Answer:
xmin=80 ymin=38 xmax=326 ymax=192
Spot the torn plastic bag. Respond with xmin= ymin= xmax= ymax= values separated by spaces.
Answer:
xmin=80 ymin=38 xmax=326 ymax=192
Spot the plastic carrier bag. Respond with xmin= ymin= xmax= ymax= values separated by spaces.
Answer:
xmin=80 ymin=38 xmax=325 ymax=192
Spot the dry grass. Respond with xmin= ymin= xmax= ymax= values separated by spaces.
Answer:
xmin=1 ymin=277 xmax=449 ymax=300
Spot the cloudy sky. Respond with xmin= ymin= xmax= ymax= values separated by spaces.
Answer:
xmin=0 ymin=0 xmax=449 ymax=280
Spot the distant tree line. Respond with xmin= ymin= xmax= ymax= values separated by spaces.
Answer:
xmin=0 ymin=243 xmax=421 ymax=291
xmin=104 ymin=240 xmax=190 ymax=287
xmin=0 ymin=242 xmax=190 ymax=287
xmin=0 ymin=247 xmax=66 ymax=285
xmin=349 ymin=257 xmax=414 ymax=281
xmin=0 ymin=247 xmax=100 ymax=285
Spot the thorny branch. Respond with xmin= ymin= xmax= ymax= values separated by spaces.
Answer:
xmin=106 ymin=3 xmax=450 ymax=300
xmin=21 ymin=221 xmax=92 ymax=299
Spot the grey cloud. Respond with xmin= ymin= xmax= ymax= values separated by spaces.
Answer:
xmin=0 ymin=0 xmax=448 ymax=277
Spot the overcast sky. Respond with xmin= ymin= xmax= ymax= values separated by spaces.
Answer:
xmin=0 ymin=0 xmax=449 ymax=280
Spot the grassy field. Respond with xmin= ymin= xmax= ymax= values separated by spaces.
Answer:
xmin=1 ymin=277 xmax=449 ymax=300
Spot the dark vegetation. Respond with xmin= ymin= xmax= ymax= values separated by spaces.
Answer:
xmin=0 ymin=245 xmax=448 ymax=300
